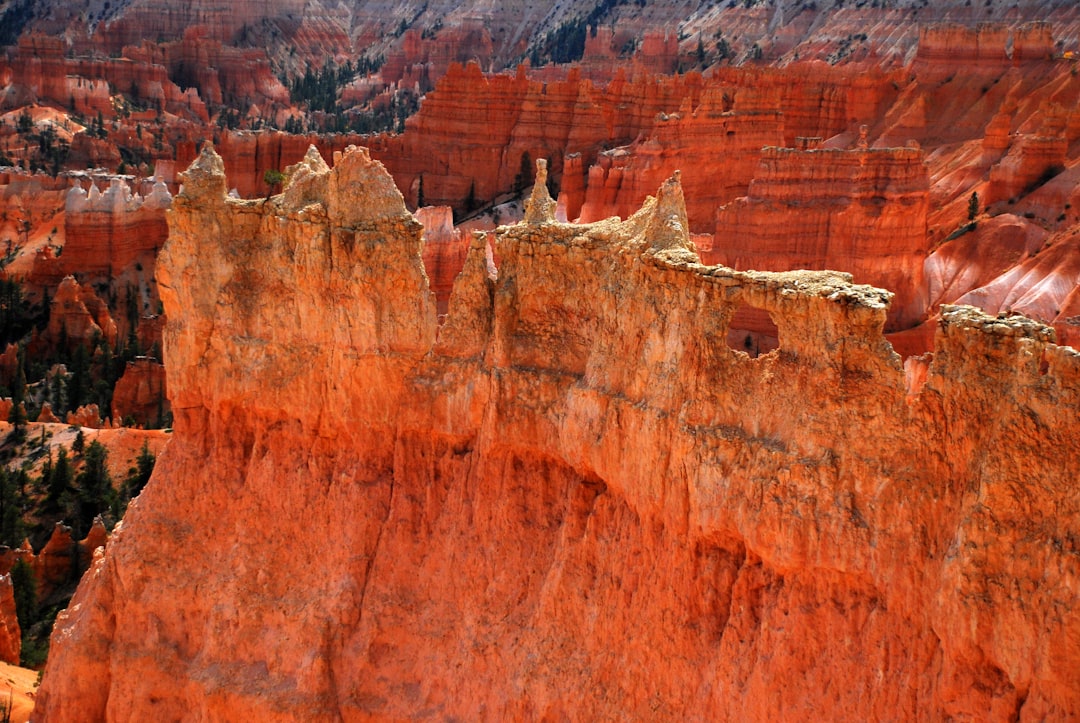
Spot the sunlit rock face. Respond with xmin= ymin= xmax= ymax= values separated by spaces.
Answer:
xmin=35 ymin=146 xmax=1080 ymax=722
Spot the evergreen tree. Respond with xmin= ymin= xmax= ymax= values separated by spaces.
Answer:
xmin=123 ymin=440 xmax=156 ymax=500
xmin=0 ymin=468 xmax=23 ymax=548
xmin=967 ymin=191 xmax=980 ymax=221
xmin=8 ymin=348 xmax=26 ymax=444
xmin=67 ymin=343 xmax=90 ymax=412
xmin=47 ymin=447 xmax=73 ymax=512
xmin=50 ymin=371 xmax=64 ymax=416
xmin=10 ymin=559 xmax=35 ymax=632
xmin=263 ymin=168 xmax=285 ymax=200
xmin=38 ymin=451 xmax=52 ymax=496
xmin=73 ymin=440 xmax=115 ymax=537
xmin=0 ymin=279 xmax=32 ymax=346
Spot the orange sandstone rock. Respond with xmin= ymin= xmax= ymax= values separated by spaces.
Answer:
xmin=32 ymin=525 xmax=78 ymax=604
xmin=713 ymin=144 xmax=930 ymax=329
xmin=0 ymin=575 xmax=19 ymax=665
xmin=111 ymin=358 xmax=168 ymax=428
xmin=416 ymin=206 xmax=469 ymax=315
xmin=61 ymin=177 xmax=171 ymax=282
xmin=35 ymin=403 xmax=60 ymax=424
xmin=34 ymin=146 xmax=1080 ymax=722
xmin=65 ymin=405 xmax=103 ymax=429
xmin=45 ymin=277 xmax=117 ymax=352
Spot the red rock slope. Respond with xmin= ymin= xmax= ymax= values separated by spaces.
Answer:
xmin=35 ymin=146 xmax=1080 ymax=721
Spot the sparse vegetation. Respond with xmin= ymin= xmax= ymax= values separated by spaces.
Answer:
xmin=263 ymin=168 xmax=286 ymax=199
xmin=945 ymin=221 xmax=977 ymax=241
xmin=0 ymin=422 xmax=160 ymax=669
xmin=529 ymin=0 xmax=633 ymax=66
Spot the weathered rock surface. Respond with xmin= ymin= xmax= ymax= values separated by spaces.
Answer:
xmin=0 ymin=520 xmax=109 ymax=611
xmin=60 ymin=177 xmax=172 ymax=281
xmin=34 ymin=146 xmax=1080 ymax=721
xmin=111 ymin=357 xmax=169 ymax=428
xmin=0 ymin=575 xmax=19 ymax=665
xmin=714 ymin=145 xmax=930 ymax=329
xmin=65 ymin=405 xmax=103 ymax=429
xmin=44 ymin=276 xmax=118 ymax=351
xmin=416 ymin=205 xmax=469 ymax=315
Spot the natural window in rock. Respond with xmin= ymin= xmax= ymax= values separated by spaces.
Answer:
xmin=726 ymin=303 xmax=780 ymax=358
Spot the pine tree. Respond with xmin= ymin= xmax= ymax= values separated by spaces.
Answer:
xmin=47 ymin=447 xmax=74 ymax=512
xmin=8 ymin=348 xmax=26 ymax=444
xmin=123 ymin=441 xmax=156 ymax=500
xmin=967 ymin=191 xmax=980 ymax=221
xmin=263 ymin=168 xmax=285 ymax=200
xmin=0 ymin=468 xmax=23 ymax=547
xmin=10 ymin=559 xmax=35 ymax=632
xmin=50 ymin=371 xmax=64 ymax=416
xmin=67 ymin=344 xmax=90 ymax=412
xmin=74 ymin=440 xmax=115 ymax=536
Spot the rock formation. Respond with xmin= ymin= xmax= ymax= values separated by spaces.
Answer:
xmin=44 ymin=276 xmax=118 ymax=351
xmin=111 ymin=357 xmax=168 ymax=428
xmin=65 ymin=405 xmax=103 ymax=429
xmin=714 ymin=145 xmax=930 ymax=329
xmin=0 ymin=576 xmax=19 ymax=665
xmin=415 ymin=205 xmax=469 ymax=315
xmin=35 ymin=146 xmax=1080 ymax=721
xmin=61 ymin=177 xmax=171 ymax=281
xmin=0 ymin=519 xmax=111 ymax=661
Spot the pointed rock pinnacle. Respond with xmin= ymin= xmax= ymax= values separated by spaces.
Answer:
xmin=645 ymin=170 xmax=693 ymax=252
xmin=524 ymin=158 xmax=557 ymax=225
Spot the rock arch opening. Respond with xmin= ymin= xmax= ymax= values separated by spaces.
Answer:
xmin=726 ymin=303 xmax=780 ymax=358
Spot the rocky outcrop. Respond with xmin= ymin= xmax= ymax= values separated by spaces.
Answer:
xmin=381 ymin=23 xmax=495 ymax=91
xmin=111 ymin=357 xmax=168 ymax=428
xmin=44 ymin=277 xmax=118 ymax=351
xmin=915 ymin=21 xmax=1056 ymax=72
xmin=35 ymin=146 xmax=1080 ymax=721
xmin=416 ymin=205 xmax=469 ymax=315
xmin=0 ymin=575 xmax=19 ymax=665
xmin=0 ymin=521 xmax=108 ymax=607
xmin=714 ymin=145 xmax=931 ymax=329
xmin=61 ymin=177 xmax=171 ymax=281
xmin=65 ymin=405 xmax=103 ymax=429
xmin=36 ymin=403 xmax=60 ymax=424
xmin=370 ymin=60 xmax=901 ymax=229
xmin=0 ymin=34 xmax=210 ymax=122
xmin=573 ymin=90 xmax=784 ymax=229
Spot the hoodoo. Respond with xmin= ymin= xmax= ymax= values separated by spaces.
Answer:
xmin=36 ymin=146 xmax=1080 ymax=720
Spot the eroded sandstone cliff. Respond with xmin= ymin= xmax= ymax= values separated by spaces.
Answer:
xmin=36 ymin=146 xmax=1080 ymax=721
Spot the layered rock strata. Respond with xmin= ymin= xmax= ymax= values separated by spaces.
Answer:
xmin=60 ymin=178 xmax=172 ymax=281
xmin=36 ymin=147 xmax=1080 ymax=721
xmin=714 ymin=145 xmax=930 ymax=329
xmin=111 ymin=358 xmax=169 ymax=428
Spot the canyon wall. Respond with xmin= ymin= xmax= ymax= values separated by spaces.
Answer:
xmin=369 ymin=60 xmax=901 ymax=230
xmin=60 ymin=177 xmax=171 ymax=281
xmin=35 ymin=146 xmax=1080 ymax=721
xmin=714 ymin=145 xmax=930 ymax=329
